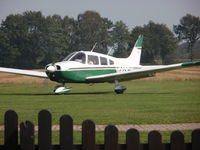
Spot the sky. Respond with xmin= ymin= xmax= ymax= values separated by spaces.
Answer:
xmin=0 ymin=0 xmax=200 ymax=30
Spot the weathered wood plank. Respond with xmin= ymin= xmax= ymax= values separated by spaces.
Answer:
xmin=20 ymin=121 xmax=34 ymax=150
xmin=126 ymin=128 xmax=140 ymax=150
xmin=4 ymin=110 xmax=18 ymax=150
xmin=82 ymin=120 xmax=95 ymax=150
xmin=104 ymin=125 xmax=118 ymax=150
xmin=60 ymin=115 xmax=73 ymax=150
xmin=38 ymin=110 xmax=52 ymax=150
xmin=192 ymin=129 xmax=200 ymax=150
xmin=171 ymin=131 xmax=185 ymax=150
xmin=148 ymin=131 xmax=163 ymax=150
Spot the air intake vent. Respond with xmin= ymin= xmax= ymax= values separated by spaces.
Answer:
xmin=56 ymin=65 xmax=61 ymax=70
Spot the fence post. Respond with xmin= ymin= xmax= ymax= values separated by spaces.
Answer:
xmin=148 ymin=131 xmax=163 ymax=150
xmin=4 ymin=110 xmax=18 ymax=150
xmin=38 ymin=110 xmax=52 ymax=150
xmin=171 ymin=131 xmax=185 ymax=150
xmin=192 ymin=129 xmax=200 ymax=150
xmin=104 ymin=125 xmax=118 ymax=150
xmin=20 ymin=121 xmax=34 ymax=150
xmin=126 ymin=129 xmax=140 ymax=150
xmin=82 ymin=120 xmax=95 ymax=150
xmin=60 ymin=115 xmax=73 ymax=150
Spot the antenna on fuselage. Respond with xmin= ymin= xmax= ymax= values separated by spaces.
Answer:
xmin=91 ymin=40 xmax=107 ymax=52
xmin=107 ymin=47 xmax=115 ymax=56
xmin=91 ymin=42 xmax=98 ymax=52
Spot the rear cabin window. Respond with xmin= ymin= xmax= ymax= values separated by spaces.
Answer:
xmin=109 ymin=59 xmax=114 ymax=65
xmin=100 ymin=57 xmax=108 ymax=65
xmin=88 ymin=55 xmax=99 ymax=65
xmin=70 ymin=52 xmax=86 ymax=64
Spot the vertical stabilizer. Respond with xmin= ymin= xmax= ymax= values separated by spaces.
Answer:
xmin=127 ymin=35 xmax=143 ymax=65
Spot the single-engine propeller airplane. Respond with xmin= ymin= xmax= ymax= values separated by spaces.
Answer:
xmin=0 ymin=35 xmax=200 ymax=94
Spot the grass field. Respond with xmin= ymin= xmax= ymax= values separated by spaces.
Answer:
xmin=0 ymin=80 xmax=200 ymax=125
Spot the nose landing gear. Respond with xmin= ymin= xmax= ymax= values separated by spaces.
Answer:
xmin=54 ymin=84 xmax=71 ymax=94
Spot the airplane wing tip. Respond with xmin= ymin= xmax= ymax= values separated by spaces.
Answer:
xmin=0 ymin=67 xmax=48 ymax=78
xmin=182 ymin=61 xmax=200 ymax=67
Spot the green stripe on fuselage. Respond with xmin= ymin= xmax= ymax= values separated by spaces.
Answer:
xmin=51 ymin=69 xmax=116 ymax=83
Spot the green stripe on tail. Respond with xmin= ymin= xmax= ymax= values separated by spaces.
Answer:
xmin=135 ymin=35 xmax=143 ymax=47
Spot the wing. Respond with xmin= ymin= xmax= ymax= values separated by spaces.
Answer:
xmin=0 ymin=67 xmax=48 ymax=78
xmin=86 ymin=61 xmax=200 ymax=83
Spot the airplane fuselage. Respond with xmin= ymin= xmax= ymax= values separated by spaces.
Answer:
xmin=45 ymin=51 xmax=142 ymax=83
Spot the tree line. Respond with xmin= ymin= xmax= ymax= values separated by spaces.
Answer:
xmin=0 ymin=11 xmax=199 ymax=68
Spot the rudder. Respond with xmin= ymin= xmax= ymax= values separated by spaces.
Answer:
xmin=127 ymin=35 xmax=143 ymax=65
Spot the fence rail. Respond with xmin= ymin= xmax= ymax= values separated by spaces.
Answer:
xmin=0 ymin=109 xmax=200 ymax=150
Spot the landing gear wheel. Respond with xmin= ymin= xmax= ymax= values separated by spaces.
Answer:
xmin=114 ymin=80 xmax=126 ymax=94
xmin=114 ymin=85 xmax=127 ymax=94
xmin=54 ymin=85 xmax=71 ymax=95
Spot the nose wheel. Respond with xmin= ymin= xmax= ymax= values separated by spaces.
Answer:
xmin=54 ymin=84 xmax=71 ymax=94
xmin=114 ymin=80 xmax=126 ymax=94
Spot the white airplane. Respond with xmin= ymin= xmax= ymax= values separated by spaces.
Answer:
xmin=0 ymin=35 xmax=199 ymax=94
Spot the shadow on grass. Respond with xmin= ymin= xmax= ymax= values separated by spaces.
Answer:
xmin=0 ymin=91 xmax=173 ymax=96
xmin=0 ymin=93 xmax=54 ymax=96
xmin=125 ymin=92 xmax=174 ymax=95
xmin=69 ymin=91 xmax=113 ymax=95
xmin=0 ymin=91 xmax=113 ymax=96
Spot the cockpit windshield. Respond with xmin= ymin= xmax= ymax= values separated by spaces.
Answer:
xmin=69 ymin=52 xmax=86 ymax=64
xmin=62 ymin=52 xmax=76 ymax=61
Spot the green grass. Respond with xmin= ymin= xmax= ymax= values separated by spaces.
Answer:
xmin=0 ymin=80 xmax=200 ymax=125
xmin=51 ymin=130 xmax=193 ymax=144
xmin=0 ymin=130 xmax=193 ymax=144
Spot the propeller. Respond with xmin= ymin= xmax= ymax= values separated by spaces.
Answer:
xmin=45 ymin=61 xmax=57 ymax=72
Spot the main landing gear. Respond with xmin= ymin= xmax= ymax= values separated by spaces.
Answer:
xmin=54 ymin=83 xmax=71 ymax=94
xmin=53 ymin=81 xmax=126 ymax=94
xmin=114 ymin=80 xmax=127 ymax=94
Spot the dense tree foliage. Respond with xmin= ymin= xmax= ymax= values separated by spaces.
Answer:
xmin=1 ymin=11 xmax=197 ymax=68
xmin=74 ymin=11 xmax=115 ymax=56
xmin=174 ymin=14 xmax=200 ymax=61
xmin=111 ymin=21 xmax=130 ymax=58
xmin=130 ymin=21 xmax=177 ymax=64
xmin=0 ymin=11 xmax=77 ymax=68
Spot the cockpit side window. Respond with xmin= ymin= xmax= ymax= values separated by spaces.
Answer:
xmin=70 ymin=52 xmax=86 ymax=64
xmin=62 ymin=52 xmax=76 ymax=61
xmin=88 ymin=55 xmax=99 ymax=65
xmin=100 ymin=57 xmax=108 ymax=65
xmin=109 ymin=59 xmax=114 ymax=65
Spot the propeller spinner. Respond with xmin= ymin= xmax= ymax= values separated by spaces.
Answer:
xmin=46 ymin=65 xmax=56 ymax=72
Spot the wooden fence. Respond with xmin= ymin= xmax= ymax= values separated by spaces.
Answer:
xmin=0 ymin=109 xmax=200 ymax=150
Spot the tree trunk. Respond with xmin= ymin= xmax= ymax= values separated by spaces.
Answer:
xmin=188 ymin=42 xmax=194 ymax=61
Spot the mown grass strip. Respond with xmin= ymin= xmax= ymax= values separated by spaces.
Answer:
xmin=0 ymin=80 xmax=200 ymax=125
xmin=0 ymin=130 xmax=193 ymax=145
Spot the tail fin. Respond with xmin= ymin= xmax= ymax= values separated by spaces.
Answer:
xmin=127 ymin=35 xmax=143 ymax=65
